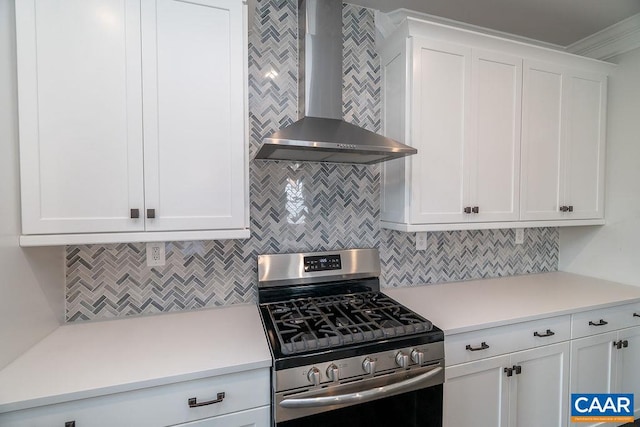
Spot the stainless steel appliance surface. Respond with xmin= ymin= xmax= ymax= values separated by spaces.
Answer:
xmin=253 ymin=0 xmax=417 ymax=165
xmin=257 ymin=248 xmax=444 ymax=426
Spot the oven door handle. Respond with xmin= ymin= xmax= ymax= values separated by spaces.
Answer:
xmin=279 ymin=366 xmax=443 ymax=409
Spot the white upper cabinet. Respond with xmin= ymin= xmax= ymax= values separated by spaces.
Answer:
xmin=563 ymin=71 xmax=607 ymax=220
xmin=16 ymin=0 xmax=249 ymax=245
xmin=521 ymin=61 xmax=607 ymax=221
xmin=382 ymin=37 xmax=521 ymax=228
xmin=378 ymin=16 xmax=612 ymax=232
xmin=470 ymin=50 xmax=521 ymax=223
xmin=408 ymin=39 xmax=471 ymax=224
xmin=141 ymin=0 xmax=247 ymax=233
xmin=16 ymin=0 xmax=145 ymax=235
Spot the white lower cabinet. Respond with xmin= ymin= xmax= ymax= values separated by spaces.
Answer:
xmin=570 ymin=326 xmax=640 ymax=426
xmin=444 ymin=342 xmax=569 ymax=427
xmin=444 ymin=354 xmax=510 ymax=427
xmin=618 ymin=326 xmax=640 ymax=420
xmin=510 ymin=343 xmax=570 ymax=427
xmin=0 ymin=369 xmax=269 ymax=427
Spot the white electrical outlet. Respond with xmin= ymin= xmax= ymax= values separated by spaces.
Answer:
xmin=146 ymin=242 xmax=165 ymax=267
xmin=415 ymin=232 xmax=428 ymax=251
xmin=515 ymin=228 xmax=525 ymax=245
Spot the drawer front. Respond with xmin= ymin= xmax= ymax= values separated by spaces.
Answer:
xmin=571 ymin=303 xmax=640 ymax=339
xmin=0 ymin=368 xmax=269 ymax=427
xmin=175 ymin=405 xmax=270 ymax=427
xmin=446 ymin=315 xmax=571 ymax=366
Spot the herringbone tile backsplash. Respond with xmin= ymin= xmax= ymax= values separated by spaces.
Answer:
xmin=65 ymin=0 xmax=558 ymax=322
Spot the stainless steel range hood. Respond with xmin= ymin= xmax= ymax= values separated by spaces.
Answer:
xmin=254 ymin=0 xmax=416 ymax=165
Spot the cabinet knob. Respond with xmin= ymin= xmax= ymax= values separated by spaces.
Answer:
xmin=513 ymin=365 xmax=522 ymax=375
xmin=568 ymin=205 xmax=574 ymax=212
xmin=559 ymin=206 xmax=568 ymax=212
xmin=147 ymin=209 xmax=156 ymax=219
xmin=472 ymin=206 xmax=479 ymax=214
xmin=504 ymin=367 xmax=513 ymax=377
xmin=130 ymin=208 xmax=140 ymax=219
xmin=463 ymin=207 xmax=472 ymax=214
xmin=65 ymin=422 xmax=76 ymax=427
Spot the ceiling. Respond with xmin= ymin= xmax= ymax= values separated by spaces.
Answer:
xmin=347 ymin=0 xmax=640 ymax=47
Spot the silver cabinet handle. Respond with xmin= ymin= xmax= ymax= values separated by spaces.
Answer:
xmin=279 ymin=367 xmax=443 ymax=409
xmin=188 ymin=392 xmax=225 ymax=408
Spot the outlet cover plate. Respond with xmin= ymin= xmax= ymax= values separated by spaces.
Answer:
xmin=146 ymin=242 xmax=165 ymax=267
xmin=415 ymin=232 xmax=428 ymax=251
xmin=515 ymin=228 xmax=524 ymax=245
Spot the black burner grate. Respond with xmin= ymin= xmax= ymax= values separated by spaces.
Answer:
xmin=263 ymin=291 xmax=433 ymax=355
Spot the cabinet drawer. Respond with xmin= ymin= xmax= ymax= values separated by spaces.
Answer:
xmin=572 ymin=303 xmax=640 ymax=339
xmin=446 ymin=315 xmax=571 ymax=366
xmin=175 ymin=405 xmax=270 ymax=426
xmin=0 ymin=368 xmax=269 ymax=427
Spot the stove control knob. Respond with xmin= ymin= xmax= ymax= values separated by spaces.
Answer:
xmin=396 ymin=351 xmax=410 ymax=368
xmin=411 ymin=349 xmax=425 ymax=365
xmin=307 ymin=367 xmax=321 ymax=386
xmin=362 ymin=357 xmax=376 ymax=375
xmin=326 ymin=364 xmax=339 ymax=382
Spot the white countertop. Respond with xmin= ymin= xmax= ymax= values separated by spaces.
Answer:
xmin=0 ymin=304 xmax=272 ymax=414
xmin=384 ymin=272 xmax=640 ymax=335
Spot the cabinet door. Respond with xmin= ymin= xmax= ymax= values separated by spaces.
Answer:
xmin=16 ymin=0 xmax=145 ymax=234
xmin=617 ymin=326 xmax=640 ymax=419
xmin=520 ymin=61 xmax=564 ymax=221
xmin=469 ymin=51 xmax=521 ymax=222
xmin=510 ymin=342 xmax=570 ymax=427
xmin=563 ymin=71 xmax=607 ymax=220
xmin=410 ymin=38 xmax=472 ymax=224
xmin=176 ymin=406 xmax=270 ymax=427
xmin=570 ymin=332 xmax=618 ymax=427
xmin=444 ymin=355 xmax=510 ymax=427
xmin=141 ymin=0 xmax=247 ymax=232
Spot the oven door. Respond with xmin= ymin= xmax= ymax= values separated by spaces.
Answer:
xmin=275 ymin=362 xmax=444 ymax=427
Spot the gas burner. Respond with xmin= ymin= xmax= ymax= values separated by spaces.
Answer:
xmin=263 ymin=291 xmax=434 ymax=355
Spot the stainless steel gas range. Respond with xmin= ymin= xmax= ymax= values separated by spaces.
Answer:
xmin=257 ymin=248 xmax=445 ymax=427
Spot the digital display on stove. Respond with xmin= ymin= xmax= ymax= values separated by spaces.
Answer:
xmin=303 ymin=254 xmax=341 ymax=272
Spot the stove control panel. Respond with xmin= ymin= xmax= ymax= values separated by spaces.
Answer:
xmin=303 ymin=254 xmax=342 ymax=272
xmin=275 ymin=341 xmax=444 ymax=392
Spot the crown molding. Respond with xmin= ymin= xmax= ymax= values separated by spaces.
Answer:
xmin=567 ymin=13 xmax=640 ymax=61
xmin=376 ymin=8 xmax=564 ymax=51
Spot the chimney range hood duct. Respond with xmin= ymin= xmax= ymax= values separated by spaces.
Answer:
xmin=254 ymin=0 xmax=416 ymax=165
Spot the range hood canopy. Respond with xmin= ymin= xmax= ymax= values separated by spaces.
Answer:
xmin=254 ymin=0 xmax=416 ymax=165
